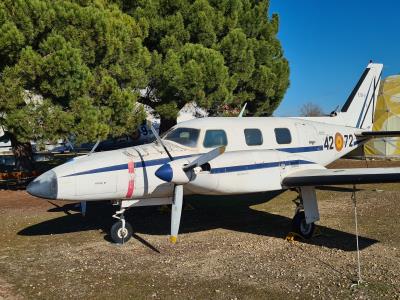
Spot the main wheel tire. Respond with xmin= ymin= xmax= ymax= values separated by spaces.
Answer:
xmin=110 ymin=220 xmax=133 ymax=244
xmin=292 ymin=211 xmax=315 ymax=239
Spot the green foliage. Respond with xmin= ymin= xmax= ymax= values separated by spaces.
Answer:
xmin=0 ymin=0 xmax=289 ymax=147
xmin=154 ymin=44 xmax=230 ymax=112
xmin=0 ymin=0 xmax=149 ymax=146
xmin=125 ymin=0 xmax=289 ymax=118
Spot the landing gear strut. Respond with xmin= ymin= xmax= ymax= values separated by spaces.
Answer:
xmin=111 ymin=208 xmax=133 ymax=244
xmin=291 ymin=189 xmax=316 ymax=239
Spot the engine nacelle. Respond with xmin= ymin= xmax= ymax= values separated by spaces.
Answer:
xmin=188 ymin=149 xmax=284 ymax=194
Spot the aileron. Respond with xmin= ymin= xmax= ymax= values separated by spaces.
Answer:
xmin=283 ymin=167 xmax=400 ymax=187
xmin=356 ymin=131 xmax=400 ymax=138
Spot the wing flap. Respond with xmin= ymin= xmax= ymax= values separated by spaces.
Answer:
xmin=282 ymin=167 xmax=400 ymax=187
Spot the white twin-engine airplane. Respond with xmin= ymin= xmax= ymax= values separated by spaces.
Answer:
xmin=27 ymin=63 xmax=400 ymax=244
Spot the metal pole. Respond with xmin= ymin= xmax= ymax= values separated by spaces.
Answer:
xmin=352 ymin=184 xmax=362 ymax=285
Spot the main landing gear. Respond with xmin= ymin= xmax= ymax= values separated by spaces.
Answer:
xmin=291 ymin=187 xmax=319 ymax=239
xmin=111 ymin=207 xmax=133 ymax=244
xmin=292 ymin=210 xmax=315 ymax=239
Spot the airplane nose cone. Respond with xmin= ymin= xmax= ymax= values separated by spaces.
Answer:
xmin=155 ymin=164 xmax=173 ymax=182
xmin=27 ymin=170 xmax=58 ymax=199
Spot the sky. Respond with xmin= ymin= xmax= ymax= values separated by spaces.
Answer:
xmin=269 ymin=0 xmax=400 ymax=116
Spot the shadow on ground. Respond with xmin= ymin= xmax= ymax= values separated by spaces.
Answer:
xmin=18 ymin=191 xmax=378 ymax=251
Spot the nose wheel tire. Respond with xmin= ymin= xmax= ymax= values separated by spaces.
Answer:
xmin=111 ymin=220 xmax=133 ymax=244
xmin=292 ymin=211 xmax=315 ymax=239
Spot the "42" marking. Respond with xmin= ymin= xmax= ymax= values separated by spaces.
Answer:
xmin=324 ymin=134 xmax=354 ymax=150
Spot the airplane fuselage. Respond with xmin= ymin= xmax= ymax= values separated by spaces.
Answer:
xmin=36 ymin=117 xmax=365 ymax=202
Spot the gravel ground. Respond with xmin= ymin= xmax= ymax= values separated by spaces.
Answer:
xmin=0 ymin=159 xmax=399 ymax=299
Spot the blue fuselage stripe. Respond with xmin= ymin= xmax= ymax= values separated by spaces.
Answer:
xmin=64 ymin=163 xmax=127 ymax=177
xmin=63 ymin=146 xmax=322 ymax=177
xmin=279 ymin=145 xmax=323 ymax=153
xmin=210 ymin=160 xmax=314 ymax=174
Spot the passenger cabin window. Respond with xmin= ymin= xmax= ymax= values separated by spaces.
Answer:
xmin=164 ymin=127 xmax=200 ymax=147
xmin=274 ymin=128 xmax=292 ymax=144
xmin=203 ymin=130 xmax=228 ymax=148
xmin=244 ymin=129 xmax=263 ymax=146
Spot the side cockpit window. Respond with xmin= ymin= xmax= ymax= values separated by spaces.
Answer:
xmin=203 ymin=130 xmax=228 ymax=148
xmin=244 ymin=129 xmax=263 ymax=146
xmin=164 ymin=127 xmax=200 ymax=147
xmin=274 ymin=128 xmax=292 ymax=144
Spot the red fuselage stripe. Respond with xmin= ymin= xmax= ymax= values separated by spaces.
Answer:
xmin=126 ymin=161 xmax=135 ymax=198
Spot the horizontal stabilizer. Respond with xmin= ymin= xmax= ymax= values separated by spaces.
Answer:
xmin=357 ymin=131 xmax=400 ymax=138
xmin=282 ymin=167 xmax=400 ymax=187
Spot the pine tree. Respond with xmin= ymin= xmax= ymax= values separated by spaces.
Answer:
xmin=121 ymin=0 xmax=290 ymax=132
xmin=0 ymin=0 xmax=150 ymax=170
xmin=0 ymin=0 xmax=290 ymax=171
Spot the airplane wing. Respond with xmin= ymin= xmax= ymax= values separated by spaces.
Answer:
xmin=282 ymin=167 xmax=400 ymax=187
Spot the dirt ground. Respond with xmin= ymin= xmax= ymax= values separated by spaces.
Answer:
xmin=0 ymin=159 xmax=400 ymax=299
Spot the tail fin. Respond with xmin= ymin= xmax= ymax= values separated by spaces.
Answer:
xmin=340 ymin=62 xmax=383 ymax=129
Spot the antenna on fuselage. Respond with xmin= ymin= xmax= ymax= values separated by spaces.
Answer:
xmin=330 ymin=105 xmax=340 ymax=117
xmin=147 ymin=120 xmax=173 ymax=161
xmin=238 ymin=103 xmax=247 ymax=117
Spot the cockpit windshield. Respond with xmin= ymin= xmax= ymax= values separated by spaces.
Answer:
xmin=163 ymin=127 xmax=200 ymax=148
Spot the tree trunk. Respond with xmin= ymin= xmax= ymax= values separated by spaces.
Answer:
xmin=8 ymin=133 xmax=34 ymax=171
xmin=159 ymin=116 xmax=177 ymax=135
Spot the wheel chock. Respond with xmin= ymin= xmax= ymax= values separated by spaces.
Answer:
xmin=286 ymin=226 xmax=322 ymax=243
xmin=285 ymin=232 xmax=305 ymax=243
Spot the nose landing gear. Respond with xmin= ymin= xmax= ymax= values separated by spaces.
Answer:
xmin=111 ymin=208 xmax=133 ymax=244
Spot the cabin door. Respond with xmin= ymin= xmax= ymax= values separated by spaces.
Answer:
xmin=295 ymin=122 xmax=318 ymax=148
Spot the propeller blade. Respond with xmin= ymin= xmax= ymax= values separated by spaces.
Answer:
xmin=183 ymin=146 xmax=226 ymax=171
xmin=147 ymin=120 xmax=173 ymax=161
xmin=170 ymin=185 xmax=183 ymax=243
